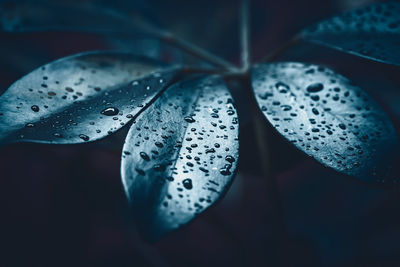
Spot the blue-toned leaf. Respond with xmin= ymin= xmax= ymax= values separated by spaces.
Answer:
xmin=252 ymin=62 xmax=398 ymax=184
xmin=121 ymin=75 xmax=239 ymax=239
xmin=301 ymin=2 xmax=400 ymax=65
xmin=0 ymin=51 xmax=180 ymax=144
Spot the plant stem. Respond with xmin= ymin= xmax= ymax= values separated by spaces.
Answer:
xmin=124 ymin=13 xmax=240 ymax=72
xmin=242 ymin=74 xmax=288 ymax=265
xmin=95 ymin=4 xmax=240 ymax=71
xmin=161 ymin=32 xmax=240 ymax=72
xmin=237 ymin=2 xmax=280 ymax=219
xmin=240 ymin=0 xmax=250 ymax=71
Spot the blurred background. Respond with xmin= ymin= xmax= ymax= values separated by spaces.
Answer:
xmin=0 ymin=0 xmax=400 ymax=266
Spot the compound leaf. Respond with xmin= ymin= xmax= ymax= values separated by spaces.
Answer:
xmin=301 ymin=2 xmax=400 ymax=66
xmin=252 ymin=62 xmax=398 ymax=184
xmin=121 ymin=75 xmax=239 ymax=239
xmin=0 ymin=51 xmax=180 ymax=144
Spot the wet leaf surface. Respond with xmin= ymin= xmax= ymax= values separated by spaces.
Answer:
xmin=121 ymin=75 xmax=239 ymax=239
xmin=0 ymin=51 xmax=180 ymax=144
xmin=252 ymin=62 xmax=398 ymax=184
xmin=301 ymin=2 xmax=400 ymax=66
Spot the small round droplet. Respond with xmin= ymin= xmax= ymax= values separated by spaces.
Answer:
xmin=31 ymin=105 xmax=40 ymax=112
xmin=182 ymin=179 xmax=193 ymax=190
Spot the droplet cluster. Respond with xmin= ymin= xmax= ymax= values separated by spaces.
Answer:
xmin=0 ymin=52 xmax=177 ymax=144
xmin=302 ymin=2 xmax=400 ymax=65
xmin=252 ymin=62 xmax=397 ymax=183
xmin=121 ymin=75 xmax=239 ymax=233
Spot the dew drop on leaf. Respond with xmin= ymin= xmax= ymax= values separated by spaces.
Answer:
xmin=121 ymin=75 xmax=239 ymax=239
xmin=31 ymin=105 xmax=39 ymax=112
xmin=78 ymin=134 xmax=89 ymax=141
xmin=182 ymin=179 xmax=193 ymax=190
xmin=101 ymin=107 xmax=119 ymax=116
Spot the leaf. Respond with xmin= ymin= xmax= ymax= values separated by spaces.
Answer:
xmin=301 ymin=2 xmax=400 ymax=66
xmin=0 ymin=1 xmax=151 ymax=34
xmin=252 ymin=62 xmax=398 ymax=184
xmin=0 ymin=51 xmax=180 ymax=144
xmin=121 ymin=75 xmax=239 ymax=239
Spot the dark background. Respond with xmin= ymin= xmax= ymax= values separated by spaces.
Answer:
xmin=0 ymin=0 xmax=400 ymax=266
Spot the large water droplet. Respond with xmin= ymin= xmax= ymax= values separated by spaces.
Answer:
xmin=101 ymin=107 xmax=119 ymax=116
xmin=307 ymin=83 xmax=324 ymax=93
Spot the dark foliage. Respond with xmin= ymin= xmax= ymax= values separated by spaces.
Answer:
xmin=0 ymin=0 xmax=399 ymax=266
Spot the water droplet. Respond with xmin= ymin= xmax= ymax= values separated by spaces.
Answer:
xmin=31 ymin=105 xmax=39 ymax=112
xmin=310 ymin=95 xmax=320 ymax=101
xmin=101 ymin=107 xmax=119 ymax=116
xmin=199 ymin=167 xmax=209 ymax=173
xmin=205 ymin=148 xmax=215 ymax=154
xmin=220 ymin=164 xmax=232 ymax=175
xmin=140 ymin=152 xmax=150 ymax=161
xmin=227 ymin=110 xmax=235 ymax=115
xmin=225 ymin=155 xmax=235 ymax=163
xmin=182 ymin=179 xmax=193 ymax=190
xmin=184 ymin=116 xmax=196 ymax=123
xmin=155 ymin=142 xmax=164 ymax=148
xmin=211 ymin=113 xmax=219 ymax=118
xmin=79 ymin=134 xmax=89 ymax=141
xmin=307 ymin=83 xmax=324 ymax=93
xmin=312 ymin=108 xmax=319 ymax=115
xmin=276 ymin=82 xmax=290 ymax=93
